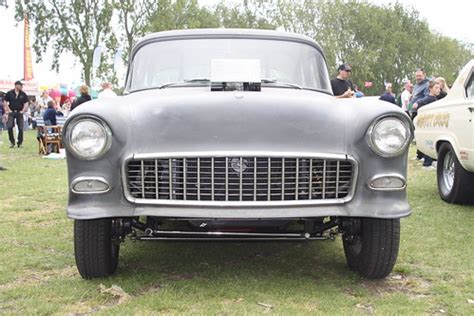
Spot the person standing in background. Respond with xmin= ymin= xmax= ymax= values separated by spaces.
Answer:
xmin=409 ymin=68 xmax=430 ymax=119
xmin=98 ymin=82 xmax=117 ymax=99
xmin=0 ymin=92 xmax=5 ymax=144
xmin=400 ymin=80 xmax=413 ymax=116
xmin=0 ymin=93 xmax=6 ymax=170
xmin=331 ymin=64 xmax=354 ymax=98
xmin=379 ymin=83 xmax=397 ymax=104
xmin=37 ymin=90 xmax=52 ymax=116
xmin=4 ymin=81 xmax=29 ymax=148
xmin=409 ymin=68 xmax=430 ymax=161
xmin=412 ymin=80 xmax=441 ymax=170
xmin=71 ymin=85 xmax=92 ymax=111
xmin=61 ymin=98 xmax=72 ymax=116
xmin=435 ymin=77 xmax=449 ymax=100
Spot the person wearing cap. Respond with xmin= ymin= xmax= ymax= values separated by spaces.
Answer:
xmin=331 ymin=64 xmax=354 ymax=98
xmin=4 ymin=81 xmax=29 ymax=148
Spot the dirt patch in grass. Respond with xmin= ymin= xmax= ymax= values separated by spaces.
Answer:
xmin=361 ymin=274 xmax=432 ymax=299
xmin=64 ymin=284 xmax=133 ymax=314
xmin=355 ymin=302 xmax=375 ymax=314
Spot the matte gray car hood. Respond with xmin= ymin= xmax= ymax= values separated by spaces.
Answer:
xmin=124 ymin=87 xmax=346 ymax=155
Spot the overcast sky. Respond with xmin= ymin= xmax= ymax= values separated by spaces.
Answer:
xmin=0 ymin=0 xmax=472 ymax=87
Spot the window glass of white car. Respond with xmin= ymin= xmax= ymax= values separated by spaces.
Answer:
xmin=129 ymin=38 xmax=332 ymax=93
xmin=466 ymin=72 xmax=474 ymax=99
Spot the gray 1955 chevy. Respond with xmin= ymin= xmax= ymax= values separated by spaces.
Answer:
xmin=64 ymin=29 xmax=413 ymax=280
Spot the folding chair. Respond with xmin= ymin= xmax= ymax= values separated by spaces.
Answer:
xmin=43 ymin=125 xmax=63 ymax=154
xmin=37 ymin=125 xmax=62 ymax=154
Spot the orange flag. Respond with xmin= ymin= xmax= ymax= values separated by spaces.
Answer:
xmin=24 ymin=14 xmax=34 ymax=81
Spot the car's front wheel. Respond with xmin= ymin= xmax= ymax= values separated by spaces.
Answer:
xmin=342 ymin=218 xmax=400 ymax=279
xmin=437 ymin=143 xmax=474 ymax=204
xmin=74 ymin=218 xmax=120 ymax=279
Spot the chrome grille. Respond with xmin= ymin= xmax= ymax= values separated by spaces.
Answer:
xmin=126 ymin=156 xmax=355 ymax=203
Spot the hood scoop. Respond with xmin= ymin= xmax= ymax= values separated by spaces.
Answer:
xmin=210 ymin=59 xmax=261 ymax=92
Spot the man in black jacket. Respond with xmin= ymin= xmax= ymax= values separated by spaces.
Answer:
xmin=4 ymin=81 xmax=29 ymax=148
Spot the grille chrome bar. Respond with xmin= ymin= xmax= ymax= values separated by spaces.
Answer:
xmin=211 ymin=157 xmax=214 ymax=201
xmin=225 ymin=157 xmax=228 ymax=201
xmin=281 ymin=158 xmax=285 ymax=200
xmin=322 ymin=160 xmax=326 ymax=199
xmin=169 ymin=158 xmax=172 ymax=200
xmin=155 ymin=159 xmax=159 ymax=198
xmin=183 ymin=158 xmax=187 ymax=200
xmin=335 ymin=160 xmax=339 ymax=197
xmin=239 ymin=157 xmax=243 ymax=201
xmin=197 ymin=158 xmax=200 ymax=201
xmin=295 ymin=159 xmax=299 ymax=200
xmin=267 ymin=157 xmax=271 ymax=201
xmin=309 ymin=159 xmax=313 ymax=200
xmin=140 ymin=160 xmax=145 ymax=198
xmin=125 ymin=154 xmax=356 ymax=205
xmin=254 ymin=157 xmax=257 ymax=201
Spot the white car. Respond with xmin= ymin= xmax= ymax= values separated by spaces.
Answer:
xmin=415 ymin=59 xmax=474 ymax=204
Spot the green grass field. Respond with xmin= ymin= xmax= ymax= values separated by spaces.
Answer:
xmin=0 ymin=131 xmax=473 ymax=315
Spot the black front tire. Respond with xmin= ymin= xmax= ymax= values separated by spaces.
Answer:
xmin=437 ymin=143 xmax=474 ymax=204
xmin=74 ymin=218 xmax=120 ymax=279
xmin=343 ymin=218 xmax=400 ymax=279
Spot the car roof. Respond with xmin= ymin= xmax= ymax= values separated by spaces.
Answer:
xmin=132 ymin=28 xmax=325 ymax=58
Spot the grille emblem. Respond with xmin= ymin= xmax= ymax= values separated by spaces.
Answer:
xmin=230 ymin=158 xmax=249 ymax=173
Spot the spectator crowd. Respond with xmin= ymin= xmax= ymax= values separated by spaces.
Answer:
xmin=331 ymin=64 xmax=450 ymax=170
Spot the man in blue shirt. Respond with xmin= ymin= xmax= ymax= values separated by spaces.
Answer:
xmin=409 ymin=68 xmax=429 ymax=119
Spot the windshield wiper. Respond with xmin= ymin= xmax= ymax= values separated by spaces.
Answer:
xmin=261 ymin=78 xmax=303 ymax=90
xmin=158 ymin=78 xmax=210 ymax=89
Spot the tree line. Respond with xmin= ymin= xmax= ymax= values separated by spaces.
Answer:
xmin=16 ymin=0 xmax=473 ymax=94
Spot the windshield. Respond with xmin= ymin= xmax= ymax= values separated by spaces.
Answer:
xmin=128 ymin=38 xmax=332 ymax=93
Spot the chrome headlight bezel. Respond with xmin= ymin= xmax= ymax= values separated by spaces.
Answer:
xmin=64 ymin=115 xmax=112 ymax=160
xmin=366 ymin=114 xmax=412 ymax=158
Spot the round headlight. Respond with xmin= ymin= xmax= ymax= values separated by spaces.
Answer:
xmin=367 ymin=116 xmax=411 ymax=157
xmin=67 ymin=117 xmax=112 ymax=159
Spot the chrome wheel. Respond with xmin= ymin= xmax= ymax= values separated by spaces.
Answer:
xmin=442 ymin=151 xmax=455 ymax=192
xmin=437 ymin=143 xmax=474 ymax=204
